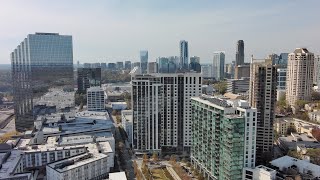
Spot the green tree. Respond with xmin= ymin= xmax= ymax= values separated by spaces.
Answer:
xmin=311 ymin=91 xmax=320 ymax=101
xmin=214 ymin=81 xmax=227 ymax=94
xmin=152 ymin=152 xmax=158 ymax=162
xmin=295 ymin=100 xmax=308 ymax=110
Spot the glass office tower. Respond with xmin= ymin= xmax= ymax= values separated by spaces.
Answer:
xmin=11 ymin=32 xmax=74 ymax=131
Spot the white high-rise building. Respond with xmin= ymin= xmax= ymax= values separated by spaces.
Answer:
xmin=201 ymin=65 xmax=213 ymax=78
xmin=286 ymin=48 xmax=314 ymax=106
xmin=314 ymin=55 xmax=320 ymax=87
xmin=87 ymin=87 xmax=105 ymax=111
xmin=131 ymin=73 xmax=202 ymax=153
xmin=213 ymin=51 xmax=225 ymax=80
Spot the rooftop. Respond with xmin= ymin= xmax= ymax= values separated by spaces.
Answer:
xmin=279 ymin=133 xmax=320 ymax=149
xmin=270 ymin=156 xmax=320 ymax=177
xmin=0 ymin=150 xmax=32 ymax=179
xmin=109 ymin=172 xmax=127 ymax=180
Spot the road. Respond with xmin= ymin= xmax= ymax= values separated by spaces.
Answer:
xmin=109 ymin=110 xmax=135 ymax=180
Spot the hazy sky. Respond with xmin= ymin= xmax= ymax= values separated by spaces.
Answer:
xmin=0 ymin=0 xmax=319 ymax=64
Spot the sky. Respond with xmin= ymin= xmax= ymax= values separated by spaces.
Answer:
xmin=0 ymin=0 xmax=319 ymax=64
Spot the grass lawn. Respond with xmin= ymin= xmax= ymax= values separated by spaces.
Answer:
xmin=151 ymin=168 xmax=174 ymax=180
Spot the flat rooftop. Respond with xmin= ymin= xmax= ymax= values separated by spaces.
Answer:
xmin=109 ymin=172 xmax=127 ymax=180
xmin=0 ymin=150 xmax=32 ymax=179
xmin=279 ymin=133 xmax=320 ymax=149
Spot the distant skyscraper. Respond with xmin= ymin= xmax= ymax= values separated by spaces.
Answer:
xmin=180 ymin=40 xmax=189 ymax=69
xmin=201 ymin=65 xmax=213 ymax=78
xmin=11 ymin=32 xmax=74 ymax=131
xmin=116 ymin=61 xmax=124 ymax=70
xmin=132 ymin=73 xmax=202 ymax=153
xmin=286 ymin=48 xmax=314 ymax=106
xmin=213 ymin=51 xmax=225 ymax=80
xmin=124 ymin=61 xmax=132 ymax=70
xmin=140 ymin=50 xmax=148 ymax=73
xmin=147 ymin=62 xmax=158 ymax=73
xmin=189 ymin=56 xmax=201 ymax=72
xmin=77 ymin=68 xmax=101 ymax=94
xmin=249 ymin=56 xmax=277 ymax=165
xmin=108 ymin=63 xmax=116 ymax=69
xmin=236 ymin=40 xmax=244 ymax=66
xmin=101 ymin=63 xmax=107 ymax=70
xmin=191 ymin=96 xmax=257 ymax=179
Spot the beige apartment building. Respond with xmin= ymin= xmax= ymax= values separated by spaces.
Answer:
xmin=286 ymin=48 xmax=314 ymax=107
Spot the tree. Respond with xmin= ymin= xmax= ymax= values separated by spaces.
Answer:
xmin=198 ymin=174 xmax=205 ymax=180
xmin=143 ymin=153 xmax=148 ymax=163
xmin=311 ymin=127 xmax=320 ymax=141
xmin=213 ymin=81 xmax=227 ymax=94
xmin=311 ymin=91 xmax=320 ymax=101
xmin=286 ymin=126 xmax=297 ymax=135
xmin=169 ymin=155 xmax=176 ymax=164
xmin=112 ymin=110 xmax=118 ymax=116
xmin=116 ymin=115 xmax=121 ymax=124
xmin=152 ymin=152 xmax=158 ymax=162
xmin=287 ymin=150 xmax=302 ymax=160
xmin=295 ymin=100 xmax=308 ymax=110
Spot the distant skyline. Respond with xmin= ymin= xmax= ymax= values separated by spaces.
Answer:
xmin=1 ymin=0 xmax=319 ymax=64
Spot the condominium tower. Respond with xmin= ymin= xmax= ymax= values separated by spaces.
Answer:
xmin=286 ymin=48 xmax=314 ymax=106
xmin=87 ymin=87 xmax=105 ymax=111
xmin=180 ymin=40 xmax=189 ymax=69
xmin=191 ymin=96 xmax=257 ymax=180
xmin=212 ymin=51 xmax=225 ymax=80
xmin=131 ymin=73 xmax=202 ymax=153
xmin=249 ymin=57 xmax=277 ymax=164
xmin=11 ymin=33 xmax=73 ymax=131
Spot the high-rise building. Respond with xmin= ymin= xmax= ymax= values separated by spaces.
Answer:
xmin=191 ymin=96 xmax=257 ymax=180
xmin=227 ymin=78 xmax=250 ymax=94
xmin=124 ymin=61 xmax=132 ymax=70
xmin=108 ymin=63 xmax=116 ymax=69
xmin=84 ymin=63 xmax=91 ymax=68
xmin=92 ymin=63 xmax=101 ymax=68
xmin=189 ymin=56 xmax=201 ymax=72
xmin=140 ymin=50 xmax=148 ymax=73
xmin=116 ymin=61 xmax=124 ymax=70
xmin=77 ymin=68 xmax=102 ymax=94
xmin=236 ymin=40 xmax=244 ymax=66
xmin=249 ymin=57 xmax=277 ymax=165
xmin=87 ymin=87 xmax=105 ymax=111
xmin=101 ymin=63 xmax=107 ymax=70
xmin=131 ymin=73 xmax=202 ymax=153
xmin=212 ymin=51 xmax=225 ymax=80
xmin=157 ymin=57 xmax=177 ymax=73
xmin=201 ymin=65 xmax=213 ymax=79
xmin=180 ymin=40 xmax=189 ymax=69
xmin=277 ymin=68 xmax=287 ymax=90
xmin=11 ymin=32 xmax=73 ymax=131
xmin=314 ymin=55 xmax=320 ymax=87
xmin=286 ymin=48 xmax=314 ymax=107
xmin=234 ymin=64 xmax=250 ymax=79
xmin=147 ymin=62 xmax=158 ymax=73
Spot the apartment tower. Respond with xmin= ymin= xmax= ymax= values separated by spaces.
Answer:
xmin=131 ymin=73 xmax=202 ymax=153
xmin=286 ymin=48 xmax=314 ymax=106
xmin=249 ymin=56 xmax=277 ymax=165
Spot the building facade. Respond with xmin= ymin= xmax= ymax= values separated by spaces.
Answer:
xmin=147 ymin=62 xmax=158 ymax=73
xmin=11 ymin=32 xmax=74 ymax=131
xmin=131 ymin=73 xmax=202 ymax=153
xmin=179 ymin=40 xmax=189 ymax=69
xmin=236 ymin=40 xmax=244 ymax=66
xmin=140 ymin=50 xmax=148 ymax=73
xmin=277 ymin=68 xmax=287 ymax=90
xmin=286 ymin=48 xmax=314 ymax=106
xmin=191 ymin=96 xmax=257 ymax=180
xmin=313 ymin=55 xmax=320 ymax=87
xmin=201 ymin=65 xmax=213 ymax=78
xmin=87 ymin=87 xmax=105 ymax=111
xmin=249 ymin=57 xmax=277 ymax=165
xmin=189 ymin=56 xmax=201 ymax=72
xmin=212 ymin=51 xmax=225 ymax=80
xmin=124 ymin=61 xmax=132 ymax=70
xmin=77 ymin=68 xmax=101 ymax=94
xmin=227 ymin=78 xmax=250 ymax=94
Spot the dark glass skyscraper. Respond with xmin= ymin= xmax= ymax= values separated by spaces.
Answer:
xmin=180 ymin=40 xmax=189 ymax=69
xmin=236 ymin=40 xmax=244 ymax=66
xmin=77 ymin=68 xmax=101 ymax=94
xmin=11 ymin=32 xmax=74 ymax=131
xmin=140 ymin=50 xmax=148 ymax=73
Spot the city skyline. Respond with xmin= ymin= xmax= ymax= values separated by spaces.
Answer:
xmin=1 ymin=0 xmax=320 ymax=64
